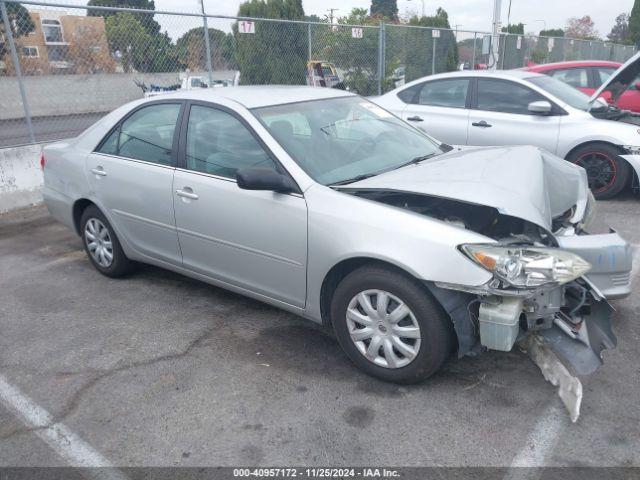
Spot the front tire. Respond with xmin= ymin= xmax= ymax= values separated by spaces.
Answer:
xmin=80 ymin=205 xmax=133 ymax=278
xmin=567 ymin=143 xmax=630 ymax=199
xmin=330 ymin=265 xmax=455 ymax=384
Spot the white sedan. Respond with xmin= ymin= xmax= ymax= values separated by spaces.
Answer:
xmin=374 ymin=53 xmax=640 ymax=199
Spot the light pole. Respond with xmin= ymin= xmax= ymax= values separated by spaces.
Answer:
xmin=535 ymin=19 xmax=547 ymax=34
xmin=489 ymin=0 xmax=502 ymax=71
xmin=407 ymin=0 xmax=425 ymax=17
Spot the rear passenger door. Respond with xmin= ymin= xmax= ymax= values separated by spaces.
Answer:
xmin=87 ymin=101 xmax=183 ymax=265
xmin=467 ymin=78 xmax=562 ymax=154
xmin=400 ymin=78 xmax=471 ymax=145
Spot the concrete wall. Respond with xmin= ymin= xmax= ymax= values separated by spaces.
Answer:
xmin=0 ymin=144 xmax=45 ymax=213
xmin=0 ymin=70 xmax=236 ymax=121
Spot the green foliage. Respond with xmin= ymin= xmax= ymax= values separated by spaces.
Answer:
xmin=176 ymin=27 xmax=236 ymax=71
xmin=501 ymin=23 xmax=524 ymax=34
xmin=370 ymin=0 xmax=398 ymax=21
xmin=234 ymin=0 xmax=307 ymax=85
xmin=105 ymin=12 xmax=180 ymax=73
xmin=399 ymin=8 xmax=459 ymax=82
xmin=629 ymin=0 xmax=640 ymax=47
xmin=539 ymin=28 xmax=564 ymax=37
xmin=608 ymin=13 xmax=631 ymax=44
xmin=87 ymin=0 xmax=160 ymax=35
xmin=0 ymin=2 xmax=35 ymax=57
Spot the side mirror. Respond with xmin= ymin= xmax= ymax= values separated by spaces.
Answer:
xmin=634 ymin=81 xmax=640 ymax=91
xmin=236 ymin=167 xmax=297 ymax=194
xmin=528 ymin=100 xmax=552 ymax=115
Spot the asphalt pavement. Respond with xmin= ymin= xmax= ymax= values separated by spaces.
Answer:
xmin=0 ymin=198 xmax=638 ymax=470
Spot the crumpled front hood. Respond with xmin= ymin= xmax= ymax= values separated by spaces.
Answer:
xmin=345 ymin=145 xmax=589 ymax=232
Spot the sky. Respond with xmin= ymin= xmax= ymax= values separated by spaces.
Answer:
xmin=181 ymin=0 xmax=634 ymax=36
xmin=38 ymin=0 xmax=637 ymax=40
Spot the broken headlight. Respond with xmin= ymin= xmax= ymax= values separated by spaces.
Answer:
xmin=460 ymin=244 xmax=591 ymax=288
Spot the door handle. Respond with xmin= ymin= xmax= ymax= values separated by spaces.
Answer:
xmin=406 ymin=116 xmax=424 ymax=122
xmin=90 ymin=167 xmax=107 ymax=177
xmin=176 ymin=188 xmax=199 ymax=200
xmin=471 ymin=120 xmax=492 ymax=128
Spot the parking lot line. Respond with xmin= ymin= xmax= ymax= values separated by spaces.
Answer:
xmin=0 ymin=374 xmax=128 ymax=478
xmin=504 ymin=403 xmax=567 ymax=476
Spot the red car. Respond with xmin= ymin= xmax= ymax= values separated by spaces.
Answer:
xmin=522 ymin=60 xmax=640 ymax=112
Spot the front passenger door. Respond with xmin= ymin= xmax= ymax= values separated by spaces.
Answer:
xmin=467 ymin=78 xmax=561 ymax=154
xmin=173 ymin=103 xmax=308 ymax=307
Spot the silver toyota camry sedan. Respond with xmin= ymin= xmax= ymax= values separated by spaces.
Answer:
xmin=43 ymin=86 xmax=632 ymax=420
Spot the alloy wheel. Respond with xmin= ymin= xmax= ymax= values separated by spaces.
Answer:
xmin=84 ymin=218 xmax=114 ymax=268
xmin=575 ymin=151 xmax=617 ymax=194
xmin=346 ymin=289 xmax=421 ymax=369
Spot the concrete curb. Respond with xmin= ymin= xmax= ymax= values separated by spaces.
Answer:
xmin=0 ymin=144 xmax=45 ymax=214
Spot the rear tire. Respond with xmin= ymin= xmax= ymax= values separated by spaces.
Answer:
xmin=80 ymin=205 xmax=133 ymax=278
xmin=330 ymin=265 xmax=455 ymax=384
xmin=567 ymin=143 xmax=630 ymax=199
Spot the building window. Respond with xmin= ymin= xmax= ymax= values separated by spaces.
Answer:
xmin=42 ymin=19 xmax=64 ymax=43
xmin=22 ymin=46 xmax=39 ymax=58
xmin=47 ymin=45 xmax=70 ymax=62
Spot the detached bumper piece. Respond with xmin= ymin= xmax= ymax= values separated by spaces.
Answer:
xmin=520 ymin=299 xmax=616 ymax=423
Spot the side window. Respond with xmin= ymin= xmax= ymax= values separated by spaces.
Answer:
xmin=397 ymin=84 xmax=421 ymax=103
xmin=476 ymin=79 xmax=546 ymax=115
xmin=185 ymin=105 xmax=278 ymax=178
xmin=549 ymin=68 xmax=589 ymax=88
xmin=97 ymin=103 xmax=180 ymax=165
xmin=417 ymin=79 xmax=469 ymax=108
xmin=596 ymin=67 xmax=617 ymax=87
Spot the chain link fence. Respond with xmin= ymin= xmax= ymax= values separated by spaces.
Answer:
xmin=0 ymin=0 xmax=637 ymax=148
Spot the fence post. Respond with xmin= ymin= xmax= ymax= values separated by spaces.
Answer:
xmin=432 ymin=34 xmax=437 ymax=75
xmin=1 ymin=0 xmax=35 ymax=144
xmin=199 ymin=0 xmax=214 ymax=87
xmin=471 ymin=32 xmax=477 ymax=69
xmin=307 ymin=22 xmax=312 ymax=61
xmin=377 ymin=22 xmax=385 ymax=95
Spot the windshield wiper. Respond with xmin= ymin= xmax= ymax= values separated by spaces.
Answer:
xmin=329 ymin=173 xmax=378 ymax=186
xmin=399 ymin=152 xmax=438 ymax=168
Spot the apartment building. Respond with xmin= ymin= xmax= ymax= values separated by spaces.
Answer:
xmin=1 ymin=9 xmax=116 ymax=75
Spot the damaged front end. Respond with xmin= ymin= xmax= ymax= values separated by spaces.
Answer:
xmin=344 ymin=179 xmax=631 ymax=422
xmin=435 ymin=225 xmax=630 ymax=422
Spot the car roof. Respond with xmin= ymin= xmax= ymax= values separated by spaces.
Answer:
xmin=397 ymin=69 xmax=547 ymax=86
xmin=150 ymin=85 xmax=356 ymax=109
xmin=522 ymin=60 xmax=621 ymax=71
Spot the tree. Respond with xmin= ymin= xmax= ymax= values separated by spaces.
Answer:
xmin=176 ymin=27 xmax=235 ymax=71
xmin=370 ymin=0 xmax=398 ymax=21
xmin=234 ymin=0 xmax=307 ymax=85
xmin=630 ymin=0 xmax=640 ymax=46
xmin=104 ymin=12 xmax=179 ymax=73
xmin=501 ymin=23 xmax=524 ymax=34
xmin=607 ymin=13 xmax=630 ymax=45
xmin=87 ymin=0 xmax=160 ymax=36
xmin=565 ymin=15 xmax=599 ymax=40
xmin=539 ymin=28 xmax=564 ymax=37
xmin=401 ymin=8 xmax=459 ymax=81
xmin=0 ymin=2 xmax=35 ymax=58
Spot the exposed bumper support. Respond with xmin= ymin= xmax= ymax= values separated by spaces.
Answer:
xmin=522 ymin=335 xmax=583 ymax=423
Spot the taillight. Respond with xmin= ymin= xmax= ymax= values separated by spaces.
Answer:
xmin=40 ymin=152 xmax=45 ymax=170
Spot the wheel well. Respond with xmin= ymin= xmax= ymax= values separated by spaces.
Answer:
xmin=72 ymin=199 xmax=95 ymax=235
xmin=565 ymin=141 xmax=625 ymax=161
xmin=319 ymin=257 xmax=424 ymax=328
